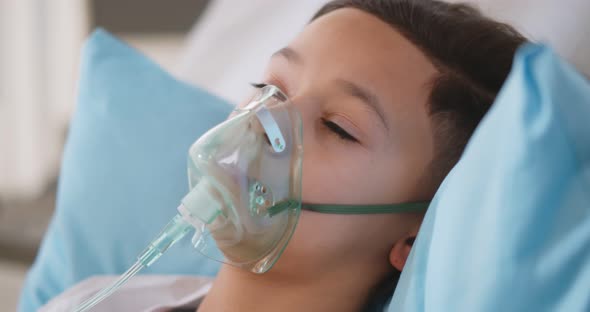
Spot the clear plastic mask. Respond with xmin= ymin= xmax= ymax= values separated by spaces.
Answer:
xmin=180 ymin=85 xmax=303 ymax=273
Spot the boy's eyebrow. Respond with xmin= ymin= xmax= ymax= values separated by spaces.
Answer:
xmin=273 ymin=46 xmax=389 ymax=131
xmin=272 ymin=47 xmax=303 ymax=64
xmin=335 ymin=79 xmax=389 ymax=131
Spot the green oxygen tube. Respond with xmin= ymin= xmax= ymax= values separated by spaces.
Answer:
xmin=72 ymin=179 xmax=222 ymax=312
xmin=71 ymin=212 xmax=192 ymax=312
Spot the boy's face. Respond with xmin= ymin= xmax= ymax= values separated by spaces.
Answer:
xmin=239 ymin=8 xmax=438 ymax=278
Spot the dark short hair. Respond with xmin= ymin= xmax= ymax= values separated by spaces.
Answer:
xmin=311 ymin=0 xmax=527 ymax=310
xmin=313 ymin=0 xmax=528 ymax=196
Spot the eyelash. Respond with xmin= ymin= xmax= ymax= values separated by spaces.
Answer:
xmin=251 ymin=82 xmax=358 ymax=143
xmin=321 ymin=118 xmax=358 ymax=143
xmin=250 ymin=82 xmax=268 ymax=89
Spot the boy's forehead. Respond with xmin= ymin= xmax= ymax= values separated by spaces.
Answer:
xmin=291 ymin=8 xmax=437 ymax=92
xmin=295 ymin=9 xmax=433 ymax=68
xmin=289 ymin=8 xmax=437 ymax=128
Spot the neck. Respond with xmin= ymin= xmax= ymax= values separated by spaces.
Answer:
xmin=197 ymin=264 xmax=374 ymax=312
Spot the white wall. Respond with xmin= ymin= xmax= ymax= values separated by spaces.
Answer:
xmin=446 ymin=0 xmax=590 ymax=76
xmin=0 ymin=0 xmax=89 ymax=200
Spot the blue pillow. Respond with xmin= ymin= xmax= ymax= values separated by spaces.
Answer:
xmin=18 ymin=29 xmax=230 ymax=312
xmin=389 ymin=44 xmax=590 ymax=311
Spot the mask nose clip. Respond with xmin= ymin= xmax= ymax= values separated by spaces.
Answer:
xmin=255 ymin=104 xmax=286 ymax=153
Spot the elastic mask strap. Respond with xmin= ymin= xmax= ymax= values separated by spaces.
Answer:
xmin=265 ymin=200 xmax=430 ymax=217
xmin=302 ymin=202 xmax=430 ymax=214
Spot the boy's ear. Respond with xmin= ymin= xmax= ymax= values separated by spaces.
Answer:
xmin=389 ymin=227 xmax=419 ymax=271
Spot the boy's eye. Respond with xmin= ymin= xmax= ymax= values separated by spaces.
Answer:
xmin=252 ymin=83 xmax=358 ymax=143
xmin=250 ymin=82 xmax=268 ymax=89
xmin=321 ymin=118 xmax=358 ymax=143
